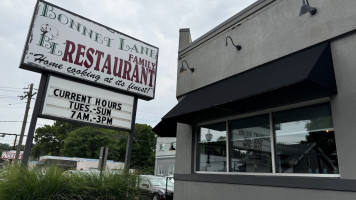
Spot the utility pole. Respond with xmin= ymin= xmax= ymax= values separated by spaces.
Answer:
xmin=15 ymin=83 xmax=36 ymax=162
xmin=0 ymin=133 xmax=22 ymax=150
xmin=13 ymin=135 xmax=18 ymax=150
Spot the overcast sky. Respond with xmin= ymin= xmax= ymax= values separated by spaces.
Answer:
xmin=0 ymin=0 xmax=256 ymax=145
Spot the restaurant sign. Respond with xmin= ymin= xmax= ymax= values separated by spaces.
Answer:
xmin=1 ymin=151 xmax=24 ymax=160
xmin=41 ymin=76 xmax=134 ymax=130
xmin=20 ymin=1 xmax=158 ymax=100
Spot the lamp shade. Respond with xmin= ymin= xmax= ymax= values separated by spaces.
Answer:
xmin=299 ymin=0 xmax=317 ymax=16
xmin=205 ymin=130 xmax=213 ymax=142
xmin=169 ymin=144 xmax=176 ymax=151
xmin=180 ymin=65 xmax=188 ymax=73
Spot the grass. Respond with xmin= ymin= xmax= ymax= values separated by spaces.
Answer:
xmin=0 ymin=165 xmax=139 ymax=200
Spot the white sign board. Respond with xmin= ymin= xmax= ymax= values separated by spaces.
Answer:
xmin=21 ymin=1 xmax=158 ymax=100
xmin=1 ymin=151 xmax=23 ymax=160
xmin=41 ymin=76 xmax=134 ymax=130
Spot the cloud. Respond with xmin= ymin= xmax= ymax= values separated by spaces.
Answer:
xmin=0 ymin=0 xmax=257 ymax=143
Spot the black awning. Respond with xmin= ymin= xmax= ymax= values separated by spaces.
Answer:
xmin=153 ymin=42 xmax=336 ymax=137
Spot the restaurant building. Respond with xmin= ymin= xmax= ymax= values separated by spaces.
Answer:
xmin=154 ymin=0 xmax=356 ymax=199
xmin=154 ymin=137 xmax=176 ymax=176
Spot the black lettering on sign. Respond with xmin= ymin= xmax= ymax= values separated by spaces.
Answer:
xmin=70 ymin=110 xmax=90 ymax=121
xmin=96 ymin=107 xmax=111 ymax=116
xmin=69 ymin=101 xmax=90 ymax=112
xmin=95 ymin=98 xmax=122 ymax=110
xmin=96 ymin=116 xmax=113 ymax=125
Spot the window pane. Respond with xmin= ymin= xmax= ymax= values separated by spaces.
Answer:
xmin=168 ymin=165 xmax=175 ymax=175
xmin=197 ymin=122 xmax=227 ymax=172
xmin=157 ymin=166 xmax=164 ymax=175
xmin=274 ymin=103 xmax=339 ymax=174
xmin=229 ymin=114 xmax=272 ymax=173
xmin=159 ymin=144 xmax=165 ymax=151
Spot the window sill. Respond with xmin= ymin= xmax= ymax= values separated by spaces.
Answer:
xmin=195 ymin=171 xmax=340 ymax=178
xmin=174 ymin=173 xmax=356 ymax=192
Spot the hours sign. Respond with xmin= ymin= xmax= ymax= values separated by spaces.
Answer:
xmin=41 ymin=76 xmax=134 ymax=130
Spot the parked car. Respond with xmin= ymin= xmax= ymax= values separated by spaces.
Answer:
xmin=166 ymin=175 xmax=174 ymax=183
xmin=138 ymin=175 xmax=174 ymax=200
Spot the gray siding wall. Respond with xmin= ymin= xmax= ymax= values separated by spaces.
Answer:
xmin=174 ymin=34 xmax=356 ymax=198
xmin=175 ymin=123 xmax=193 ymax=174
xmin=155 ymin=157 xmax=175 ymax=177
xmin=330 ymin=33 xmax=356 ymax=179
xmin=174 ymin=181 xmax=356 ymax=200
xmin=173 ymin=0 xmax=356 ymax=199
xmin=177 ymin=0 xmax=356 ymax=97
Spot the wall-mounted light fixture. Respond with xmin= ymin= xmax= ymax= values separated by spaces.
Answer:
xmin=169 ymin=143 xmax=176 ymax=151
xmin=205 ymin=129 xmax=213 ymax=142
xmin=299 ymin=0 xmax=317 ymax=16
xmin=225 ymin=36 xmax=242 ymax=51
xmin=180 ymin=60 xmax=194 ymax=73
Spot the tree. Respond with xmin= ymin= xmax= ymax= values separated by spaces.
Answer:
xmin=31 ymin=121 xmax=157 ymax=174
xmin=62 ymin=123 xmax=157 ymax=174
xmin=127 ymin=124 xmax=157 ymax=174
xmin=0 ymin=143 xmax=11 ymax=152
xmin=31 ymin=121 xmax=83 ymax=158
xmin=0 ymin=143 xmax=12 ymax=164
xmin=61 ymin=126 xmax=124 ymax=160
xmin=0 ymin=143 xmax=11 ymax=156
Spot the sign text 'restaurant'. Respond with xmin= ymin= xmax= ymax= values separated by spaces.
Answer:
xmin=21 ymin=1 xmax=158 ymax=100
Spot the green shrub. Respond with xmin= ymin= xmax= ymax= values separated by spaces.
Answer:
xmin=0 ymin=165 xmax=139 ymax=200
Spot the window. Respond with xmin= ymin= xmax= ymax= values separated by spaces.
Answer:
xmin=172 ymin=142 xmax=176 ymax=149
xmin=274 ymin=104 xmax=338 ymax=174
xmin=169 ymin=142 xmax=176 ymax=151
xmin=197 ymin=122 xmax=227 ymax=172
xmin=168 ymin=165 xmax=175 ymax=175
xmin=157 ymin=165 xmax=164 ymax=175
xmin=159 ymin=143 xmax=165 ymax=151
xmin=230 ymin=114 xmax=272 ymax=173
xmin=139 ymin=177 xmax=149 ymax=187
xmin=196 ymin=103 xmax=339 ymax=175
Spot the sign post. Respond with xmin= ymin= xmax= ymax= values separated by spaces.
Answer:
xmin=124 ymin=96 xmax=138 ymax=170
xmin=98 ymin=147 xmax=109 ymax=175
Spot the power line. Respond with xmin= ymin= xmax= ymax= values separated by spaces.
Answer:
xmin=0 ymin=97 xmax=23 ymax=99
xmin=0 ymin=121 xmax=30 ymax=123
xmin=0 ymin=87 xmax=24 ymax=90
xmin=0 ymin=96 xmax=21 ymax=98
xmin=0 ymin=107 xmax=31 ymax=109
xmin=0 ymin=89 xmax=23 ymax=92
xmin=0 ymin=103 xmax=26 ymax=106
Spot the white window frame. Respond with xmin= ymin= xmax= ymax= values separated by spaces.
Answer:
xmin=159 ymin=143 xmax=165 ymax=151
xmin=168 ymin=165 xmax=175 ymax=176
xmin=157 ymin=165 xmax=164 ymax=175
xmin=194 ymin=98 xmax=340 ymax=178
